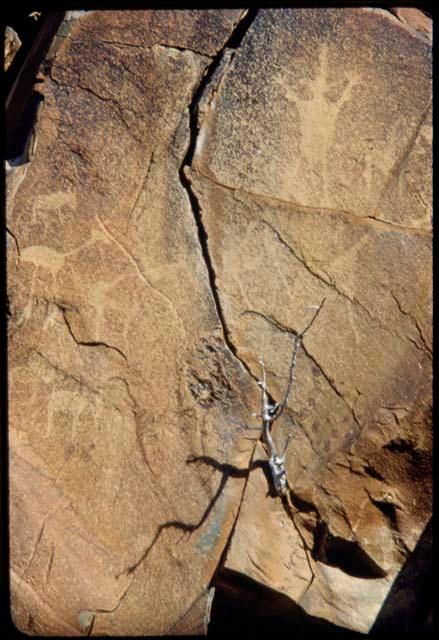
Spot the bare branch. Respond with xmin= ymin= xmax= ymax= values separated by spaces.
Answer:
xmin=298 ymin=297 xmax=326 ymax=340
xmin=253 ymin=298 xmax=326 ymax=496
xmin=275 ymin=297 xmax=326 ymax=421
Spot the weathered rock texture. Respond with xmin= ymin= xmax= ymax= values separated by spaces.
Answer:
xmin=8 ymin=9 xmax=259 ymax=635
xmin=8 ymin=7 xmax=431 ymax=636
xmin=188 ymin=7 xmax=432 ymax=633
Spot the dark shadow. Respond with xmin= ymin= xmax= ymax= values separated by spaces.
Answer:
xmin=211 ymin=517 xmax=433 ymax=633
xmin=287 ymin=487 xmax=388 ymax=580
xmin=312 ymin=520 xmax=387 ymax=580
xmin=5 ymin=12 xmax=65 ymax=136
xmin=6 ymin=90 xmax=44 ymax=164
xmin=117 ymin=455 xmax=265 ymax=577
xmin=209 ymin=569 xmax=365 ymax=637
xmin=187 ymin=454 xmax=264 ymax=478
xmin=370 ymin=517 xmax=433 ymax=634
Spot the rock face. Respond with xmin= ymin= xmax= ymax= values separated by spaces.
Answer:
xmin=188 ymin=7 xmax=432 ymax=633
xmin=7 ymin=9 xmax=259 ymax=635
xmin=8 ymin=8 xmax=431 ymax=635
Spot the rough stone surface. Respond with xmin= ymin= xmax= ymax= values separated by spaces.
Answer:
xmin=192 ymin=8 xmax=432 ymax=229
xmin=8 ymin=9 xmax=260 ymax=636
xmin=8 ymin=7 xmax=431 ymax=636
xmin=188 ymin=7 xmax=432 ymax=634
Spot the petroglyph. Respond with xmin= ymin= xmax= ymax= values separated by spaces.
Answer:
xmin=275 ymin=45 xmax=361 ymax=205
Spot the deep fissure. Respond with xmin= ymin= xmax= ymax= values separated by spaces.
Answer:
xmin=179 ymin=9 xmax=258 ymax=381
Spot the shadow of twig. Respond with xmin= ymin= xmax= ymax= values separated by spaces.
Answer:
xmin=118 ymin=455 xmax=266 ymax=577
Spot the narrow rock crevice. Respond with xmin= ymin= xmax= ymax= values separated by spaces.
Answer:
xmin=153 ymin=42 xmax=213 ymax=58
xmin=260 ymin=219 xmax=426 ymax=356
xmin=281 ymin=494 xmax=316 ymax=595
xmin=78 ymin=582 xmax=132 ymax=634
xmin=6 ymin=227 xmax=21 ymax=256
xmin=43 ymin=543 xmax=55 ymax=588
xmin=49 ymin=74 xmax=145 ymax=147
xmin=299 ymin=344 xmax=345 ymax=402
xmin=239 ymin=306 xmax=361 ymax=430
xmin=75 ymin=339 xmax=128 ymax=363
xmin=193 ymin=165 xmax=431 ymax=237
xmin=241 ymin=308 xmax=297 ymax=336
xmin=74 ymin=38 xmax=145 ymax=51
xmin=73 ymin=38 xmax=219 ymax=59
xmin=370 ymin=95 xmax=432 ymax=220
xmin=300 ymin=343 xmax=362 ymax=433
xmin=33 ymin=349 xmax=98 ymax=397
xmin=390 ymin=291 xmax=432 ymax=357
xmin=178 ymin=9 xmax=259 ymax=380
xmin=58 ymin=306 xmax=128 ymax=363
xmin=259 ymin=219 xmax=380 ymax=328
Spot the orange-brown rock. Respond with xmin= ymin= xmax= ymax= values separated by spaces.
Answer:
xmin=188 ymin=7 xmax=432 ymax=634
xmin=8 ymin=9 xmax=259 ymax=636
xmin=8 ymin=7 xmax=431 ymax=636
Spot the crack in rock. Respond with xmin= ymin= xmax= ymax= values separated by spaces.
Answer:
xmin=178 ymin=9 xmax=259 ymax=382
xmin=49 ymin=72 xmax=144 ymax=147
xmin=6 ymin=226 xmax=21 ymax=256
xmin=57 ymin=305 xmax=128 ymax=363
xmin=259 ymin=219 xmax=423 ymax=357
xmin=281 ymin=494 xmax=316 ymax=596
xmin=288 ymin=490 xmax=388 ymax=581
xmin=209 ymin=443 xmax=260 ymax=588
xmin=364 ymin=488 xmax=411 ymax=561
xmin=390 ymin=291 xmax=432 ymax=357
xmin=260 ymin=219 xmax=376 ymax=325
xmin=240 ymin=307 xmax=361 ymax=431
xmin=33 ymin=349 xmax=99 ymax=397
xmin=370 ymin=96 xmax=432 ymax=219
xmin=192 ymin=166 xmax=431 ymax=236
xmin=152 ymin=42 xmax=214 ymax=58
xmin=196 ymin=48 xmax=234 ymax=132
xmin=78 ymin=581 xmax=132 ymax=633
